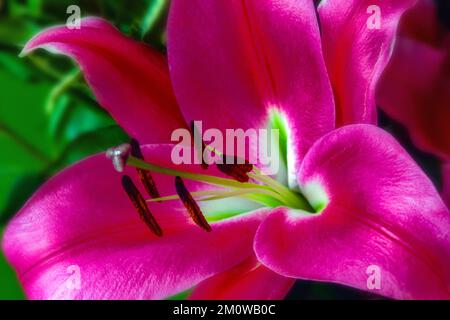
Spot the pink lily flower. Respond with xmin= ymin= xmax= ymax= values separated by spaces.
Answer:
xmin=376 ymin=0 xmax=450 ymax=205
xmin=3 ymin=0 xmax=449 ymax=300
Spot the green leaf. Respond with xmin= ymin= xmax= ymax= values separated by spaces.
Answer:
xmin=0 ymin=125 xmax=129 ymax=222
xmin=45 ymin=74 xmax=115 ymax=148
xmin=140 ymin=0 xmax=167 ymax=39
xmin=0 ymin=66 xmax=125 ymax=222
xmin=0 ymin=70 xmax=56 ymax=219
xmin=0 ymin=227 xmax=25 ymax=300
xmin=0 ymin=18 xmax=39 ymax=46
xmin=50 ymin=125 xmax=129 ymax=173
xmin=0 ymin=52 xmax=34 ymax=80
xmin=0 ymin=173 xmax=46 ymax=225
xmin=167 ymin=289 xmax=192 ymax=300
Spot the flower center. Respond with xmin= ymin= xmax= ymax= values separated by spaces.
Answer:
xmin=107 ymin=111 xmax=322 ymax=236
xmin=127 ymin=155 xmax=311 ymax=210
xmin=107 ymin=137 xmax=314 ymax=236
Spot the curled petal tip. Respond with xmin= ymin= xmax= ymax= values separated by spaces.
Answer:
xmin=18 ymin=48 xmax=28 ymax=58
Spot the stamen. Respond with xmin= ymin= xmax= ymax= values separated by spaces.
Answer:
xmin=175 ymin=176 xmax=212 ymax=232
xmin=121 ymin=175 xmax=163 ymax=237
xmin=106 ymin=143 xmax=131 ymax=172
xmin=190 ymin=121 xmax=208 ymax=169
xmin=147 ymin=188 xmax=277 ymax=204
xmin=130 ymin=139 xmax=161 ymax=199
xmin=127 ymin=156 xmax=288 ymax=205
xmin=216 ymin=155 xmax=254 ymax=183
xmin=127 ymin=156 xmax=271 ymax=191
xmin=130 ymin=138 xmax=145 ymax=159
xmin=249 ymin=168 xmax=313 ymax=211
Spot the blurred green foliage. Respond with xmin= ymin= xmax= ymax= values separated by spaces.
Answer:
xmin=0 ymin=0 xmax=169 ymax=299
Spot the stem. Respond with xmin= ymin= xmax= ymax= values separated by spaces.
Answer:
xmin=147 ymin=188 xmax=277 ymax=204
xmin=27 ymin=55 xmax=62 ymax=80
xmin=140 ymin=0 xmax=167 ymax=38
xmin=128 ymin=156 xmax=271 ymax=191
xmin=147 ymin=190 xmax=222 ymax=202
xmin=199 ymin=188 xmax=276 ymax=201
xmin=45 ymin=69 xmax=82 ymax=113
xmin=26 ymin=56 xmax=89 ymax=94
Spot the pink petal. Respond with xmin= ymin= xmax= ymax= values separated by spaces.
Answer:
xmin=318 ymin=0 xmax=417 ymax=126
xmin=168 ymin=0 xmax=335 ymax=164
xmin=22 ymin=17 xmax=186 ymax=144
xmin=255 ymin=125 xmax=450 ymax=299
xmin=190 ymin=256 xmax=294 ymax=300
xmin=2 ymin=145 xmax=267 ymax=299
xmin=396 ymin=0 xmax=445 ymax=47
xmin=377 ymin=1 xmax=450 ymax=158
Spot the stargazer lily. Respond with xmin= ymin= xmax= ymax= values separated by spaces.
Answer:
xmin=376 ymin=0 xmax=450 ymax=206
xmin=3 ymin=0 xmax=449 ymax=300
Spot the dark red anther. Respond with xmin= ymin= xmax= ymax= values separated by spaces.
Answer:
xmin=121 ymin=175 xmax=163 ymax=237
xmin=130 ymin=139 xmax=161 ymax=199
xmin=175 ymin=176 xmax=212 ymax=232
xmin=190 ymin=121 xmax=209 ymax=170
xmin=216 ymin=155 xmax=253 ymax=183
xmin=130 ymin=138 xmax=145 ymax=159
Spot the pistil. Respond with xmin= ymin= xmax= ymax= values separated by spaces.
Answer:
xmin=147 ymin=188 xmax=278 ymax=205
xmin=126 ymin=155 xmax=311 ymax=211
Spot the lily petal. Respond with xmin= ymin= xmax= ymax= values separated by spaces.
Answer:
xmin=168 ymin=0 xmax=335 ymax=164
xmin=255 ymin=125 xmax=450 ymax=299
xmin=377 ymin=0 xmax=450 ymax=158
xmin=2 ymin=145 xmax=267 ymax=299
xmin=318 ymin=0 xmax=417 ymax=125
xmin=190 ymin=256 xmax=294 ymax=300
xmin=22 ymin=17 xmax=186 ymax=144
xmin=395 ymin=0 xmax=445 ymax=47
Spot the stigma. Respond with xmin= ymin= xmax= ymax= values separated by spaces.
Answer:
xmin=106 ymin=143 xmax=131 ymax=172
